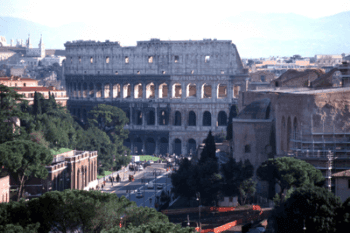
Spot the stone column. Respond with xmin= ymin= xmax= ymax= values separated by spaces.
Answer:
xmin=142 ymin=83 xmax=146 ymax=100
xmin=181 ymin=82 xmax=186 ymax=99
xmin=130 ymin=84 xmax=134 ymax=101
xmin=129 ymin=106 xmax=133 ymax=126
xmin=155 ymin=83 xmax=159 ymax=100
xmin=110 ymin=83 xmax=113 ymax=100
xmin=155 ymin=107 xmax=158 ymax=126
xmin=213 ymin=82 xmax=217 ymax=102
xmin=212 ymin=110 xmax=216 ymax=131
xmin=197 ymin=83 xmax=201 ymax=101
xmin=168 ymin=82 xmax=172 ymax=99
xmin=142 ymin=110 xmax=145 ymax=127
xmin=101 ymin=83 xmax=105 ymax=99
xmin=120 ymin=84 xmax=124 ymax=100
xmin=94 ymin=83 xmax=97 ymax=99
xmin=228 ymin=83 xmax=233 ymax=100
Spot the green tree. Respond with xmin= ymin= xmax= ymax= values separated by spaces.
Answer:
xmin=171 ymin=158 xmax=196 ymax=203
xmin=267 ymin=186 xmax=341 ymax=233
xmin=32 ymin=91 xmax=42 ymax=115
xmin=239 ymin=178 xmax=257 ymax=205
xmin=257 ymin=157 xmax=325 ymax=204
xmin=198 ymin=131 xmax=217 ymax=166
xmin=0 ymin=140 xmax=53 ymax=201
xmin=226 ymin=105 xmax=238 ymax=140
xmin=102 ymin=221 xmax=195 ymax=233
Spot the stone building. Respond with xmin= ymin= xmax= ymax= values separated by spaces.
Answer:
xmin=233 ymin=62 xmax=350 ymax=196
xmin=64 ymin=38 xmax=248 ymax=155
xmin=333 ymin=169 xmax=350 ymax=202
xmin=0 ymin=175 xmax=10 ymax=203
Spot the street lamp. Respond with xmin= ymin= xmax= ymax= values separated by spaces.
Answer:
xmin=196 ymin=192 xmax=201 ymax=232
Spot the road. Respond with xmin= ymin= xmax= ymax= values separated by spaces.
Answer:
xmin=100 ymin=163 xmax=177 ymax=209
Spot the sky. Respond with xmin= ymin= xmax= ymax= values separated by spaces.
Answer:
xmin=1 ymin=0 xmax=350 ymax=57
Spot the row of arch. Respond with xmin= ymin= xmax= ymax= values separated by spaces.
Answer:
xmin=280 ymin=116 xmax=299 ymax=153
xmin=124 ymin=137 xmax=197 ymax=155
xmin=75 ymin=160 xmax=97 ymax=190
xmin=66 ymin=82 xmax=241 ymax=99
xmin=71 ymin=108 xmax=228 ymax=127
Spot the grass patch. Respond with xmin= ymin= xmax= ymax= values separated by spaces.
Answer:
xmin=97 ymin=170 xmax=113 ymax=179
xmin=138 ymin=155 xmax=165 ymax=162
xmin=51 ymin=148 xmax=72 ymax=156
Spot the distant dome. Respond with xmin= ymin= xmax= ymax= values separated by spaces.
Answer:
xmin=237 ymin=98 xmax=271 ymax=120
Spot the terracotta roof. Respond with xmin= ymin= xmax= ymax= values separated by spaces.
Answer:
xmin=332 ymin=170 xmax=350 ymax=177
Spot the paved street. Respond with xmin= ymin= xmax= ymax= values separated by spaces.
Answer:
xmin=99 ymin=163 xmax=177 ymax=209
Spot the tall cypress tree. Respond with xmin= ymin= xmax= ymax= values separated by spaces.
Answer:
xmin=226 ymin=105 xmax=239 ymax=140
xmin=199 ymin=130 xmax=217 ymax=165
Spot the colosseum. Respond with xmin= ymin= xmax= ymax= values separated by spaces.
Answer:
xmin=64 ymin=38 xmax=248 ymax=156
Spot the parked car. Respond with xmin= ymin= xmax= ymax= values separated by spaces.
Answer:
xmin=147 ymin=181 xmax=154 ymax=189
xmin=136 ymin=191 xmax=143 ymax=198
xmin=157 ymin=184 xmax=164 ymax=189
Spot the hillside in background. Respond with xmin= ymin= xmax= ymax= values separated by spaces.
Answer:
xmin=0 ymin=11 xmax=349 ymax=58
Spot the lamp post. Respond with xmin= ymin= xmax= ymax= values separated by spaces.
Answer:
xmin=196 ymin=192 xmax=201 ymax=232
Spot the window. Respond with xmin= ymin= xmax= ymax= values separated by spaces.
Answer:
xmin=79 ymin=57 xmax=81 ymax=63
xmin=261 ymin=75 xmax=266 ymax=82
xmin=148 ymin=56 xmax=153 ymax=63
xmin=245 ymin=144 xmax=251 ymax=153
xmin=137 ymin=71 xmax=140 ymax=74
xmin=191 ymin=70 xmax=194 ymax=74
xmin=125 ymin=56 xmax=129 ymax=63
xmin=162 ymin=71 xmax=166 ymax=74
xmin=90 ymin=57 xmax=93 ymax=64
xmin=174 ymin=56 xmax=179 ymax=63
xmin=221 ymin=71 xmax=224 ymax=74
xmin=205 ymin=55 xmax=210 ymax=63
xmin=84 ymin=71 xmax=87 ymax=74
xmin=115 ymin=71 xmax=118 ymax=75
xmin=106 ymin=56 xmax=110 ymax=64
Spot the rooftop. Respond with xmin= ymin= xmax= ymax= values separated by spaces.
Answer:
xmin=249 ymin=87 xmax=350 ymax=95
xmin=51 ymin=148 xmax=72 ymax=156
xmin=332 ymin=169 xmax=350 ymax=178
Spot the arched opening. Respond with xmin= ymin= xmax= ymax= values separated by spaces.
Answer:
xmin=186 ymin=83 xmax=196 ymax=97
xmin=174 ymin=111 xmax=181 ymax=126
xmin=159 ymin=110 xmax=168 ymax=125
xmin=89 ymin=83 xmax=94 ymax=98
xmin=159 ymin=137 xmax=168 ymax=155
xmin=123 ymin=84 xmax=131 ymax=98
xmin=159 ymin=83 xmax=168 ymax=98
xmin=293 ymin=117 xmax=298 ymax=149
xmin=287 ymin=117 xmax=292 ymax=152
xmin=172 ymin=83 xmax=182 ymax=98
xmin=77 ymin=83 xmax=81 ymax=97
xmin=123 ymin=138 xmax=131 ymax=150
xmin=188 ymin=139 xmax=196 ymax=156
xmin=83 ymin=83 xmax=87 ymax=98
xmin=147 ymin=110 xmax=155 ymax=125
xmin=96 ymin=83 xmax=102 ymax=98
xmin=281 ymin=116 xmax=285 ymax=152
xmin=134 ymin=83 xmax=142 ymax=99
xmin=146 ymin=138 xmax=156 ymax=155
xmin=217 ymin=111 xmax=227 ymax=126
xmin=113 ymin=84 xmax=120 ymax=98
xmin=136 ymin=110 xmax=143 ymax=125
xmin=134 ymin=137 xmax=143 ymax=155
xmin=217 ymin=84 xmax=227 ymax=98
xmin=146 ymin=83 xmax=155 ymax=99
xmin=104 ymin=83 xmax=110 ymax=98
xmin=73 ymin=83 xmax=77 ymax=97
xmin=201 ymin=83 xmax=212 ymax=98
xmin=203 ymin=111 xmax=211 ymax=126
xmin=174 ymin=139 xmax=182 ymax=155
xmin=188 ymin=111 xmax=196 ymax=126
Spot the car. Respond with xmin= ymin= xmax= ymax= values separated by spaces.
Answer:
xmin=147 ymin=181 xmax=154 ymax=189
xmin=157 ymin=184 xmax=164 ymax=189
xmin=136 ymin=191 xmax=143 ymax=198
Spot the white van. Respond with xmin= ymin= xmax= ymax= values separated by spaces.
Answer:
xmin=147 ymin=181 xmax=154 ymax=189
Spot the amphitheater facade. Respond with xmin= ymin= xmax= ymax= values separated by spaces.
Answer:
xmin=64 ymin=38 xmax=248 ymax=156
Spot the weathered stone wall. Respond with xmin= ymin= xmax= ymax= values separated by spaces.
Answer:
xmin=65 ymin=39 xmax=248 ymax=155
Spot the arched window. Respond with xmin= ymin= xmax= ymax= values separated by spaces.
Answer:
xmin=217 ymin=84 xmax=227 ymax=98
xmin=123 ymin=84 xmax=131 ymax=98
xmin=104 ymin=83 xmax=110 ymax=98
xmin=134 ymin=83 xmax=142 ymax=99
xmin=96 ymin=83 xmax=102 ymax=98
xmin=186 ymin=83 xmax=196 ymax=97
xmin=159 ymin=83 xmax=168 ymax=98
xmin=146 ymin=138 xmax=156 ymax=154
xmin=201 ymin=84 xmax=212 ymax=98
xmin=188 ymin=139 xmax=196 ymax=155
xmin=188 ymin=111 xmax=196 ymax=126
xmin=147 ymin=110 xmax=155 ymax=125
xmin=113 ymin=84 xmax=120 ymax=98
xmin=146 ymin=83 xmax=155 ymax=98
xmin=203 ymin=111 xmax=211 ymax=126
xmin=136 ymin=111 xmax=142 ymax=125
xmin=217 ymin=111 xmax=227 ymax=126
xmin=174 ymin=139 xmax=182 ymax=155
xmin=159 ymin=137 xmax=168 ymax=155
xmin=159 ymin=110 xmax=168 ymax=125
xmin=172 ymin=83 xmax=182 ymax=98
xmin=174 ymin=111 xmax=181 ymax=126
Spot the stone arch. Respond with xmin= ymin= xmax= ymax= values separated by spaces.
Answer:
xmin=159 ymin=109 xmax=169 ymax=125
xmin=172 ymin=83 xmax=182 ymax=98
xmin=89 ymin=83 xmax=94 ymax=98
xmin=174 ymin=111 xmax=181 ymax=126
xmin=123 ymin=83 xmax=131 ymax=98
xmin=201 ymin=83 xmax=212 ymax=98
xmin=146 ymin=82 xmax=155 ymax=99
xmin=174 ymin=138 xmax=182 ymax=155
xmin=217 ymin=111 xmax=227 ymax=126
xmin=134 ymin=137 xmax=142 ymax=155
xmin=159 ymin=137 xmax=168 ymax=155
xmin=113 ymin=83 xmax=120 ymax=98
xmin=134 ymin=83 xmax=142 ymax=99
xmin=287 ymin=116 xmax=292 ymax=152
xmin=77 ymin=83 xmax=81 ymax=97
xmin=203 ymin=111 xmax=211 ymax=126
xmin=186 ymin=83 xmax=196 ymax=97
xmin=136 ymin=110 xmax=143 ymax=125
xmin=147 ymin=109 xmax=155 ymax=125
xmin=188 ymin=111 xmax=196 ymax=126
xmin=188 ymin=138 xmax=196 ymax=155
xmin=159 ymin=83 xmax=168 ymax=98
xmin=146 ymin=137 xmax=156 ymax=155
xmin=96 ymin=83 xmax=102 ymax=98
xmin=217 ymin=84 xmax=227 ymax=98
xmin=281 ymin=116 xmax=285 ymax=152
xmin=104 ymin=83 xmax=110 ymax=98
xmin=83 ymin=83 xmax=88 ymax=98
